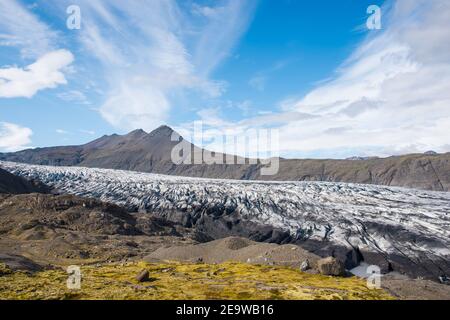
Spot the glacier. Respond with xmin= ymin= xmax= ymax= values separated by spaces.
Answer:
xmin=1 ymin=161 xmax=449 ymax=280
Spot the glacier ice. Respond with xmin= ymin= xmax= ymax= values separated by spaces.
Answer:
xmin=1 ymin=161 xmax=449 ymax=276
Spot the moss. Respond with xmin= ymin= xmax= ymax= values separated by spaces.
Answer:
xmin=0 ymin=261 xmax=394 ymax=300
xmin=0 ymin=263 xmax=12 ymax=276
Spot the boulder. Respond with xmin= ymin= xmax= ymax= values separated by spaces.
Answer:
xmin=317 ymin=257 xmax=345 ymax=276
xmin=300 ymin=259 xmax=310 ymax=272
xmin=439 ymin=275 xmax=449 ymax=285
xmin=135 ymin=269 xmax=150 ymax=282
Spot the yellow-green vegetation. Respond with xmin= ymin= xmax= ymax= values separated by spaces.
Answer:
xmin=0 ymin=263 xmax=12 ymax=276
xmin=0 ymin=261 xmax=394 ymax=300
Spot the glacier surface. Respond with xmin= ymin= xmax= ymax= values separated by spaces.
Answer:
xmin=1 ymin=161 xmax=449 ymax=278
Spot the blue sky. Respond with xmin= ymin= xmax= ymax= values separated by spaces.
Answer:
xmin=0 ymin=0 xmax=449 ymax=159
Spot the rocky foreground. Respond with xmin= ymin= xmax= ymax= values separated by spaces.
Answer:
xmin=0 ymin=192 xmax=395 ymax=300
xmin=0 ymin=193 xmax=201 ymax=266
xmin=0 ymin=186 xmax=448 ymax=299
xmin=2 ymin=161 xmax=449 ymax=282
xmin=1 ymin=236 xmax=449 ymax=300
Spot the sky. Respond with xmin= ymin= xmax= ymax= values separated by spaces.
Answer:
xmin=0 ymin=0 xmax=449 ymax=159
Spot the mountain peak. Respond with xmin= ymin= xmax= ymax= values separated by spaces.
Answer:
xmin=128 ymin=129 xmax=148 ymax=136
xmin=154 ymin=125 xmax=174 ymax=133
xmin=149 ymin=125 xmax=175 ymax=138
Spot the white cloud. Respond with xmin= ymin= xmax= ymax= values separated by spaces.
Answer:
xmin=99 ymin=80 xmax=170 ymax=132
xmin=0 ymin=122 xmax=32 ymax=152
xmin=0 ymin=49 xmax=74 ymax=98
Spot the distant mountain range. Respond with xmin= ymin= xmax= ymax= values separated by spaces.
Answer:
xmin=1 ymin=125 xmax=449 ymax=191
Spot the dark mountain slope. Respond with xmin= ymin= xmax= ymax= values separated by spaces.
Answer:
xmin=0 ymin=127 xmax=180 ymax=170
xmin=0 ymin=168 xmax=50 ymax=194
xmin=257 ymin=155 xmax=450 ymax=191
xmin=1 ymin=126 xmax=449 ymax=191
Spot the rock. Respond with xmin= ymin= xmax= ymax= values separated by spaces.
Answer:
xmin=0 ymin=254 xmax=44 ymax=273
xmin=135 ymin=269 xmax=150 ymax=282
xmin=317 ymin=257 xmax=345 ymax=276
xmin=439 ymin=275 xmax=449 ymax=285
xmin=196 ymin=257 xmax=204 ymax=263
xmin=300 ymin=259 xmax=310 ymax=272
xmin=125 ymin=241 xmax=139 ymax=248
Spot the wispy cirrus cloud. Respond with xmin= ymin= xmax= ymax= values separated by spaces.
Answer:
xmin=55 ymin=129 xmax=69 ymax=135
xmin=277 ymin=0 xmax=450 ymax=157
xmin=249 ymin=60 xmax=289 ymax=92
xmin=57 ymin=90 xmax=90 ymax=105
xmin=0 ymin=0 xmax=57 ymax=59
xmin=49 ymin=0 xmax=258 ymax=132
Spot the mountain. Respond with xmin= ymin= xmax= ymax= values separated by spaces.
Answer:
xmin=0 ymin=168 xmax=50 ymax=194
xmin=345 ymin=156 xmax=380 ymax=161
xmin=1 ymin=125 xmax=449 ymax=191
xmin=0 ymin=126 xmax=175 ymax=168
